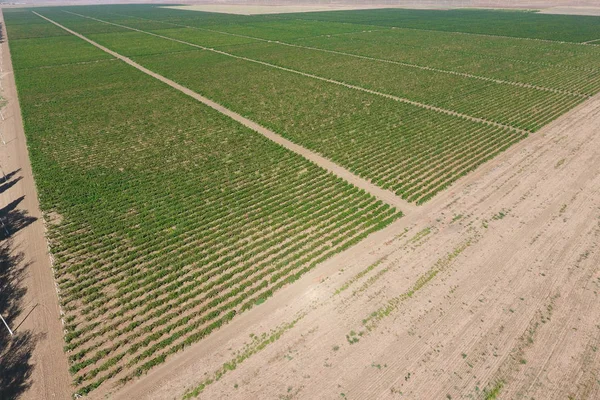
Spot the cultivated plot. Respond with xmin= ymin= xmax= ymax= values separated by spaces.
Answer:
xmin=6 ymin=10 xmax=400 ymax=394
xmin=5 ymin=5 xmax=600 ymax=397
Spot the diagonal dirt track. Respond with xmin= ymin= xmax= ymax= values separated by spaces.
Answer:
xmin=33 ymin=11 xmax=412 ymax=213
xmin=95 ymin=90 xmax=600 ymax=400
xmin=63 ymin=10 xmax=530 ymax=136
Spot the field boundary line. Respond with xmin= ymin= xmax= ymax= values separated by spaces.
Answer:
xmin=583 ymin=38 xmax=600 ymax=44
xmin=33 ymin=11 xmax=412 ymax=213
xmin=109 ymin=12 xmax=589 ymax=99
xmin=62 ymin=11 xmax=530 ymax=135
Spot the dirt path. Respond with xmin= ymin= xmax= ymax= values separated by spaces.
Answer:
xmin=93 ymin=90 xmax=600 ymax=399
xmin=0 ymin=9 xmax=71 ymax=400
xmin=33 ymin=11 xmax=412 ymax=213
xmin=62 ymin=10 xmax=530 ymax=135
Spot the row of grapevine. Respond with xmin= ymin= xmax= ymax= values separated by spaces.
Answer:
xmin=6 ymin=9 xmax=401 ymax=395
xmin=76 ymin=5 xmax=600 ymax=95
xmin=292 ymin=33 xmax=600 ymax=96
xmin=285 ymin=8 xmax=600 ymax=43
xmin=48 ymin=10 xmax=592 ymax=131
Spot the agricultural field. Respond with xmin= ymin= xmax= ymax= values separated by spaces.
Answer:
xmin=6 ymin=11 xmax=401 ymax=395
xmin=3 ymin=4 xmax=600 ymax=398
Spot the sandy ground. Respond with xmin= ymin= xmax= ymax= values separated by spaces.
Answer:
xmin=97 ymin=90 xmax=600 ymax=399
xmin=539 ymin=6 xmax=600 ymax=16
xmin=0 ymin=9 xmax=71 ymax=400
xmin=163 ymin=3 xmax=600 ymax=16
xmin=3 ymin=0 xmax=600 ymax=16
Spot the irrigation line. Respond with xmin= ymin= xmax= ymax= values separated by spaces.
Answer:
xmin=34 ymin=11 xmax=413 ymax=212
xmin=109 ymin=11 xmax=589 ymax=99
xmin=61 ymin=11 xmax=530 ymax=135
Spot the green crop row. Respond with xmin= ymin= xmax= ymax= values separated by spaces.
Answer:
xmin=288 ymin=8 xmax=600 ymax=43
xmin=72 ymin=6 xmax=600 ymax=96
xmin=6 ymin=10 xmax=401 ymax=395
xmin=25 ymin=10 xmax=530 ymax=201
xmin=289 ymin=32 xmax=600 ymax=95
xmin=56 ymin=10 xmax=593 ymax=130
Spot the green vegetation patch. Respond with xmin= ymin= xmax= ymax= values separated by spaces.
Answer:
xmin=7 ymin=13 xmax=401 ymax=395
xmin=87 ymin=31 xmax=194 ymax=57
xmin=9 ymin=35 xmax=113 ymax=69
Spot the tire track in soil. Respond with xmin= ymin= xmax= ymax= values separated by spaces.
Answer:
xmin=187 ymin=94 xmax=600 ymax=400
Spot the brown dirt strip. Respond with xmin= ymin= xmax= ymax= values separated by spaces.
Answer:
xmin=62 ymin=10 xmax=530 ymax=136
xmin=111 ymin=12 xmax=590 ymax=99
xmin=0 ymin=9 xmax=71 ymax=400
xmin=32 ymin=11 xmax=411 ymax=213
xmin=94 ymin=91 xmax=600 ymax=400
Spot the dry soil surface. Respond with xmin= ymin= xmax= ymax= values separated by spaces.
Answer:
xmin=163 ymin=2 xmax=600 ymax=15
xmin=5 ymin=0 xmax=600 ymax=16
xmin=100 ymin=91 xmax=600 ymax=400
xmin=539 ymin=6 xmax=600 ymax=16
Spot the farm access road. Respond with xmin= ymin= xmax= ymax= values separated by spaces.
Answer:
xmin=106 ymin=90 xmax=600 ymax=398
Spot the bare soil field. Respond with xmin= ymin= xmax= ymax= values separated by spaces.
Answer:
xmin=164 ymin=3 xmax=600 ymax=16
xmin=4 ymin=1 xmax=600 ymax=16
xmin=539 ymin=6 xmax=600 ymax=16
xmin=78 ymin=81 xmax=600 ymax=399
xmin=0 ymin=10 xmax=71 ymax=400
